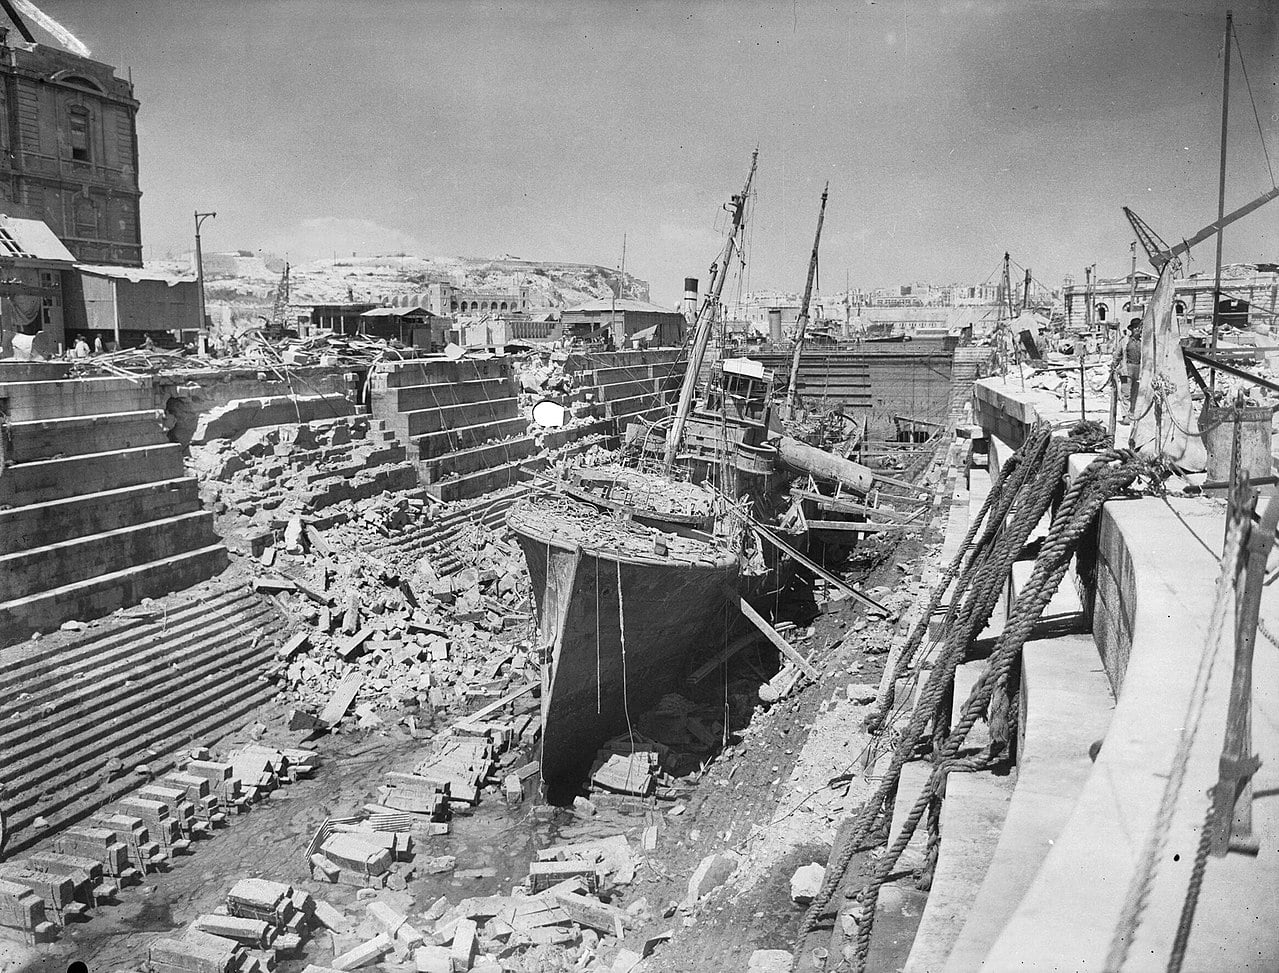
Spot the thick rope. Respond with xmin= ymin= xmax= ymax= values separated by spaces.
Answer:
xmin=795 ymin=427 xmax=1137 ymax=971
xmin=865 ymin=425 xmax=1049 ymax=733
xmin=843 ymin=453 xmax=1139 ymax=972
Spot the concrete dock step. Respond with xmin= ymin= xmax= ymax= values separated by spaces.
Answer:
xmin=418 ymin=435 xmax=537 ymax=483
xmin=5 ymin=409 xmax=168 ymax=462
xmin=0 ymin=442 xmax=185 ymax=505
xmin=0 ymin=544 xmax=229 ymax=645
xmin=578 ymin=361 xmax=684 ymax=387
xmin=0 ymin=594 xmax=279 ymax=780
xmin=0 ymin=477 xmax=202 ymax=556
xmin=377 ymin=377 xmax=517 ymax=412
xmin=605 ymin=391 xmax=672 ymax=421
xmin=373 ymin=358 xmax=510 ymax=389
xmin=0 ymin=376 xmax=156 ymax=421
xmin=883 ymin=760 xmax=935 ymax=889
xmin=385 ymin=397 xmax=519 ymax=438
xmin=900 ymin=657 xmax=1015 ymax=972
xmin=411 ymin=415 xmax=530 ymax=459
xmin=423 ymin=455 xmax=543 ymax=503
xmin=0 ymin=511 xmax=218 ymax=601
xmin=942 ymin=633 xmax=1114 ymax=972
xmin=904 ymin=769 xmax=1015 ymax=973
xmin=1 ymin=619 xmax=281 ymax=851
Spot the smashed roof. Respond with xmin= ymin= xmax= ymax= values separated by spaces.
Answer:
xmin=360 ymin=305 xmax=435 ymax=318
xmin=77 ymin=263 xmax=195 ymax=285
xmin=562 ymin=297 xmax=680 ymax=315
xmin=0 ymin=215 xmax=75 ymax=262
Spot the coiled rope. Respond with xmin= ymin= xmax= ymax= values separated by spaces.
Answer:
xmin=796 ymin=420 xmax=1147 ymax=972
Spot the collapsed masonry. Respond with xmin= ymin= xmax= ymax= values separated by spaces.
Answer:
xmin=0 ymin=348 xmax=688 ymax=856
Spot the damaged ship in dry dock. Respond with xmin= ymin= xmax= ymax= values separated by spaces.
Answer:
xmin=509 ymin=154 xmax=895 ymax=785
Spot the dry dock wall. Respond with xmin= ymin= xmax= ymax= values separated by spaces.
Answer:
xmin=0 ymin=372 xmax=226 ymax=645
xmin=751 ymin=343 xmax=965 ymax=439
xmin=961 ymin=378 xmax=1278 ymax=971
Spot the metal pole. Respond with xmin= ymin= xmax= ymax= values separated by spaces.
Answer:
xmin=1210 ymin=10 xmax=1233 ymax=393
xmin=194 ymin=211 xmax=216 ymax=354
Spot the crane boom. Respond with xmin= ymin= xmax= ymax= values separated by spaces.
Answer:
xmin=1122 ymin=206 xmax=1173 ymax=267
xmin=1124 ymin=187 xmax=1279 ymax=270
xmin=785 ymin=182 xmax=829 ymax=415
xmin=1155 ymin=187 xmax=1279 ymax=265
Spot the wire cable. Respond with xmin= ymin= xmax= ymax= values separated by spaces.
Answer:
xmin=1231 ymin=20 xmax=1277 ymax=188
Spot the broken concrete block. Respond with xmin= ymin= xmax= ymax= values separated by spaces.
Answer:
xmin=551 ymin=890 xmax=625 ymax=936
xmin=685 ymin=851 xmax=739 ymax=906
xmin=313 ymin=899 xmax=349 ymax=932
xmin=789 ymin=863 xmax=825 ymax=905
xmin=331 ymin=932 xmax=392 ymax=970
xmin=748 ymin=949 xmax=795 ymax=972
xmin=413 ymin=944 xmax=452 ymax=973
xmin=450 ymin=917 xmax=477 ymax=970
xmin=611 ymin=948 xmax=643 ymax=973
xmin=367 ymin=900 xmax=423 ymax=947
xmin=419 ymin=856 xmax=455 ymax=875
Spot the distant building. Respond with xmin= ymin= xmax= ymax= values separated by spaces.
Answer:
xmin=307 ymin=303 xmax=378 ymax=335
xmin=62 ymin=263 xmax=200 ymax=348
xmin=0 ymin=28 xmax=143 ymax=267
xmin=0 ymin=214 xmax=200 ymax=355
xmin=1062 ymin=264 xmax=1279 ymax=332
xmin=359 ymin=305 xmax=442 ymax=348
xmin=0 ymin=214 xmax=74 ymax=354
xmin=559 ymin=298 xmax=684 ymax=346
xmin=422 ymin=281 xmax=530 ymax=316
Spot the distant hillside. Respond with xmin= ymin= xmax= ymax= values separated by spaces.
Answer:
xmin=153 ymin=253 xmax=655 ymax=318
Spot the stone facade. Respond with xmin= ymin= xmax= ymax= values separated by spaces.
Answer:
xmin=0 ymin=36 xmax=143 ymax=266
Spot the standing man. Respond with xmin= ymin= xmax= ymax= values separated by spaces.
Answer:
xmin=1113 ymin=318 xmax=1142 ymax=421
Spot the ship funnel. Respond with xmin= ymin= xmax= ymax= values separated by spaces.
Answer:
xmin=683 ymin=278 xmax=699 ymax=322
xmin=768 ymin=308 xmax=783 ymax=344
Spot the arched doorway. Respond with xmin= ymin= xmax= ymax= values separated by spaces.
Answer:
xmin=1216 ymin=296 xmax=1249 ymax=329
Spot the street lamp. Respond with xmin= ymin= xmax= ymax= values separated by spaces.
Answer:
xmin=194 ymin=210 xmax=216 ymax=353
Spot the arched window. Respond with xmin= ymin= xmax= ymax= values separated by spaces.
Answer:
xmin=450 ymin=300 xmax=458 ymax=312
xmin=1095 ymin=303 xmax=1108 ymax=322
xmin=500 ymin=302 xmax=508 ymax=311
xmin=53 ymin=72 xmax=105 ymax=93
xmin=1174 ymin=300 xmax=1186 ymax=315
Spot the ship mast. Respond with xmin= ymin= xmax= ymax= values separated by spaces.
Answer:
xmin=785 ymin=182 xmax=829 ymax=416
xmin=662 ymin=150 xmax=757 ymax=474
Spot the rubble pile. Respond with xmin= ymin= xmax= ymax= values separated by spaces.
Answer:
xmin=147 ymin=878 xmax=321 ymax=973
xmin=252 ymin=516 xmax=538 ymax=735
xmin=297 ymin=833 xmax=652 ymax=973
xmin=0 ymin=743 xmax=319 ymax=946
xmin=190 ymin=409 xmax=424 ymax=553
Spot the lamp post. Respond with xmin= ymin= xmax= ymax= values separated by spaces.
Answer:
xmin=194 ymin=210 xmax=216 ymax=354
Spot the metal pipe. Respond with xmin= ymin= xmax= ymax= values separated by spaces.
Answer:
xmin=194 ymin=210 xmax=216 ymax=353
xmin=1210 ymin=9 xmax=1233 ymax=392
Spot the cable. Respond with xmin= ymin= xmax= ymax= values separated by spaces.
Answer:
xmin=616 ymin=561 xmax=637 ymax=793
xmin=1231 ymin=21 xmax=1277 ymax=188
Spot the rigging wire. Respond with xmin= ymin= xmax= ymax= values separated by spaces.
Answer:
xmin=1231 ymin=20 xmax=1277 ymax=189
xmin=615 ymin=561 xmax=637 ymax=792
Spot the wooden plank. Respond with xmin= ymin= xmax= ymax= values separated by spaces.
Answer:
xmin=451 ymin=680 xmax=538 ymax=729
xmin=687 ymin=632 xmax=761 ymax=685
xmin=753 ymin=524 xmax=892 ymax=617
xmin=729 ymin=591 xmax=820 ymax=683
xmin=319 ymin=673 xmax=364 ymax=727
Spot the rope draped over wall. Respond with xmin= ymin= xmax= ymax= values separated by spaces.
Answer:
xmin=795 ymin=419 xmax=1154 ymax=972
